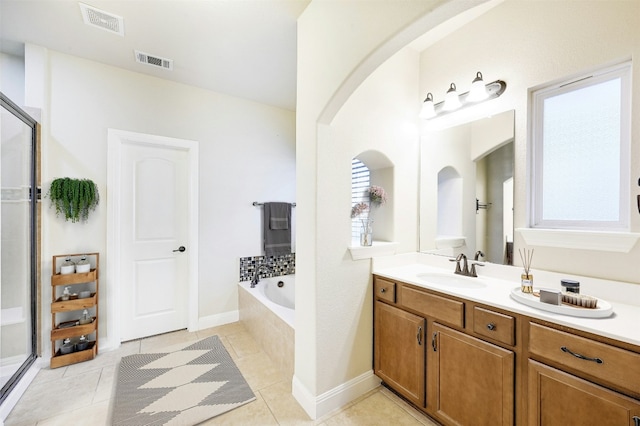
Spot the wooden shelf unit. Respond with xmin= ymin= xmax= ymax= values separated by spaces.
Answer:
xmin=50 ymin=253 xmax=99 ymax=369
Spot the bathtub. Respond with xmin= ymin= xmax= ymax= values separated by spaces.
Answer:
xmin=239 ymin=275 xmax=295 ymax=327
xmin=238 ymin=275 xmax=295 ymax=378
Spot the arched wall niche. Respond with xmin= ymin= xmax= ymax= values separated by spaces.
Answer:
xmin=436 ymin=165 xmax=465 ymax=252
xmin=353 ymin=150 xmax=394 ymax=242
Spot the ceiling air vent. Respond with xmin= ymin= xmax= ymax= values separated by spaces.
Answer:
xmin=135 ymin=50 xmax=174 ymax=71
xmin=79 ymin=2 xmax=124 ymax=36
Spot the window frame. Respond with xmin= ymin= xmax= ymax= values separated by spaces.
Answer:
xmin=351 ymin=158 xmax=371 ymax=240
xmin=529 ymin=61 xmax=632 ymax=231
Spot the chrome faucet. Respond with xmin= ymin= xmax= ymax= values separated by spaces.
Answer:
xmin=250 ymin=264 xmax=272 ymax=288
xmin=474 ymin=250 xmax=484 ymax=261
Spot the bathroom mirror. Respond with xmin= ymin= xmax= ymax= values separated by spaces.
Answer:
xmin=419 ymin=110 xmax=515 ymax=264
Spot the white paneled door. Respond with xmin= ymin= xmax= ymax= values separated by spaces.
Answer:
xmin=108 ymin=130 xmax=199 ymax=343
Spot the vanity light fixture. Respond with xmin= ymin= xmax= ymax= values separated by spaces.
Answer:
xmin=420 ymin=72 xmax=507 ymax=120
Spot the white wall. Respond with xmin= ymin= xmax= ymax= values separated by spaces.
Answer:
xmin=295 ymin=0 xmax=484 ymax=418
xmin=418 ymin=0 xmax=640 ymax=284
xmin=318 ymin=45 xmax=420 ymax=386
xmin=20 ymin=48 xmax=295 ymax=356
xmin=1 ymin=53 xmax=25 ymax=105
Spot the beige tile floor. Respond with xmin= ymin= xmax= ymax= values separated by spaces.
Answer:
xmin=5 ymin=322 xmax=439 ymax=425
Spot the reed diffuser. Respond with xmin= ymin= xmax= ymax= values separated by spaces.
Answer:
xmin=519 ymin=248 xmax=534 ymax=294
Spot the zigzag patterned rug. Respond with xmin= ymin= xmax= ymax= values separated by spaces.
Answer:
xmin=111 ymin=335 xmax=255 ymax=425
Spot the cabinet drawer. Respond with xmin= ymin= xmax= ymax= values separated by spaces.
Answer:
xmin=401 ymin=286 xmax=464 ymax=328
xmin=473 ymin=307 xmax=515 ymax=346
xmin=529 ymin=322 xmax=640 ymax=396
xmin=374 ymin=278 xmax=396 ymax=303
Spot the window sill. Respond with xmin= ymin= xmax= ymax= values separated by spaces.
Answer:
xmin=349 ymin=241 xmax=399 ymax=260
xmin=516 ymin=228 xmax=640 ymax=253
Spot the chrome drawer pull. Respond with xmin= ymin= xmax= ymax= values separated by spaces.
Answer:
xmin=380 ymin=288 xmax=386 ymax=293
xmin=633 ymin=416 xmax=640 ymax=426
xmin=486 ymin=323 xmax=496 ymax=331
xmin=432 ymin=332 xmax=438 ymax=352
xmin=561 ymin=346 xmax=603 ymax=364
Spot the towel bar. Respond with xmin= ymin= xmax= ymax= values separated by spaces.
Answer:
xmin=253 ymin=202 xmax=296 ymax=207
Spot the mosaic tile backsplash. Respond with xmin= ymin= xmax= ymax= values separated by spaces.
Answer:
xmin=239 ymin=253 xmax=295 ymax=282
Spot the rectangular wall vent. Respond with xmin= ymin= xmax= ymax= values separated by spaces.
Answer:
xmin=135 ymin=50 xmax=174 ymax=71
xmin=79 ymin=2 xmax=124 ymax=36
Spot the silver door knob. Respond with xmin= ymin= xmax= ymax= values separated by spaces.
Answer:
xmin=173 ymin=246 xmax=186 ymax=253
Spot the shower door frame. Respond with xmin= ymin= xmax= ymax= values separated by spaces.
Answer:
xmin=0 ymin=92 xmax=39 ymax=406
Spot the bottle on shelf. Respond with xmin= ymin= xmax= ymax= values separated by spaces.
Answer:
xmin=60 ymin=338 xmax=75 ymax=355
xmin=60 ymin=257 xmax=75 ymax=275
xmin=79 ymin=309 xmax=92 ymax=325
xmin=76 ymin=255 xmax=90 ymax=273
xmin=76 ymin=335 xmax=89 ymax=351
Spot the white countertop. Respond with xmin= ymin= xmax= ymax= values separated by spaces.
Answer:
xmin=373 ymin=261 xmax=640 ymax=348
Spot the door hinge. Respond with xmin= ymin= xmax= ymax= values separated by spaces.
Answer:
xmin=29 ymin=186 xmax=42 ymax=202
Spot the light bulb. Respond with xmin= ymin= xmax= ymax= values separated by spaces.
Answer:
xmin=419 ymin=93 xmax=436 ymax=119
xmin=443 ymin=83 xmax=461 ymax=111
xmin=468 ymin=71 xmax=489 ymax=102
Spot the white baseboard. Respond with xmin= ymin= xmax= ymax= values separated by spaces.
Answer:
xmin=292 ymin=370 xmax=381 ymax=420
xmin=196 ymin=310 xmax=239 ymax=331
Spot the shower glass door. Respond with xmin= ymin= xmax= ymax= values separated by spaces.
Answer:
xmin=0 ymin=93 xmax=38 ymax=405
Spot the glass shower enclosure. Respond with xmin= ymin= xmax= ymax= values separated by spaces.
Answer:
xmin=0 ymin=92 xmax=39 ymax=405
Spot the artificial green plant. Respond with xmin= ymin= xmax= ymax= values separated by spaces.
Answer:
xmin=48 ymin=177 xmax=100 ymax=223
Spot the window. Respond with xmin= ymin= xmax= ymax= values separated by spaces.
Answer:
xmin=351 ymin=158 xmax=370 ymax=240
xmin=530 ymin=62 xmax=631 ymax=231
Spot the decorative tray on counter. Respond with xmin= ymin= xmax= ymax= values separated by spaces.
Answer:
xmin=510 ymin=287 xmax=613 ymax=318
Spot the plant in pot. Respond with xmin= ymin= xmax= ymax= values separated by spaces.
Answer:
xmin=47 ymin=178 xmax=100 ymax=223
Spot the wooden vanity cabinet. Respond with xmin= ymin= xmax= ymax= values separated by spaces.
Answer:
xmin=528 ymin=360 xmax=640 ymax=426
xmin=429 ymin=323 xmax=515 ymax=426
xmin=373 ymin=274 xmax=640 ymax=426
xmin=374 ymin=301 xmax=425 ymax=407
xmin=373 ymin=275 xmax=517 ymax=425
xmin=527 ymin=321 xmax=640 ymax=426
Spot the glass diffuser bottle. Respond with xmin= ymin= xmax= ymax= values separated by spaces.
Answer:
xmin=519 ymin=248 xmax=534 ymax=294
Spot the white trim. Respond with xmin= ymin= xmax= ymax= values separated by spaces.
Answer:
xmin=197 ymin=310 xmax=239 ymax=331
xmin=348 ymin=241 xmax=399 ymax=260
xmin=292 ymin=371 xmax=381 ymax=420
xmin=107 ymin=129 xmax=199 ymax=346
xmin=529 ymin=60 xmax=632 ymax=231
xmin=517 ymin=228 xmax=640 ymax=253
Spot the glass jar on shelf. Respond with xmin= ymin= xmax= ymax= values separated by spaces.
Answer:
xmin=60 ymin=338 xmax=75 ymax=355
xmin=61 ymin=286 xmax=71 ymax=301
xmin=75 ymin=255 xmax=91 ymax=273
xmin=60 ymin=257 xmax=75 ymax=275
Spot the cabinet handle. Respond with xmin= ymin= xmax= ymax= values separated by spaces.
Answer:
xmin=432 ymin=332 xmax=438 ymax=352
xmin=486 ymin=323 xmax=496 ymax=331
xmin=417 ymin=326 xmax=422 ymax=345
xmin=633 ymin=416 xmax=640 ymax=426
xmin=560 ymin=346 xmax=603 ymax=364
xmin=380 ymin=288 xmax=386 ymax=293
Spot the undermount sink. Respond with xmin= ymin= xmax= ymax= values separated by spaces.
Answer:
xmin=416 ymin=272 xmax=486 ymax=289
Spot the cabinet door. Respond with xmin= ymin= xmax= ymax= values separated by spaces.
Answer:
xmin=528 ymin=360 xmax=640 ymax=426
xmin=374 ymin=301 xmax=426 ymax=407
xmin=429 ymin=323 xmax=514 ymax=426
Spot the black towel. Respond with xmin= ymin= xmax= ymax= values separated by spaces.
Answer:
xmin=263 ymin=202 xmax=292 ymax=256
